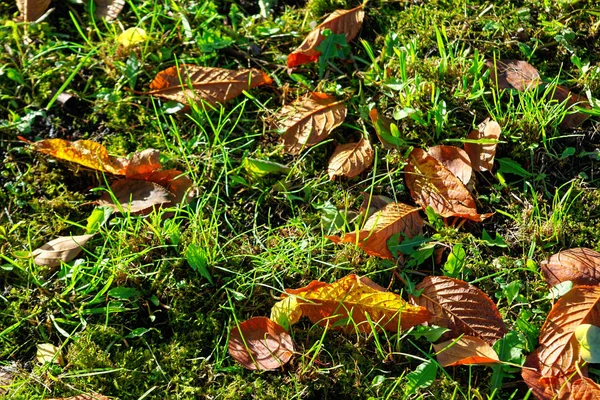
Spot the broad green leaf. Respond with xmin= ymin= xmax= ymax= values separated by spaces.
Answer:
xmin=407 ymin=325 xmax=449 ymax=342
xmin=481 ymin=229 xmax=508 ymax=247
xmin=443 ymin=244 xmax=466 ymax=278
xmin=86 ymin=206 xmax=113 ymax=234
xmin=186 ymin=243 xmax=213 ymax=284
xmin=405 ymin=360 xmax=438 ymax=394
xmin=243 ymin=158 xmax=290 ymax=180
xmin=108 ymin=287 xmax=141 ymax=300
xmin=575 ymin=324 xmax=600 ymax=363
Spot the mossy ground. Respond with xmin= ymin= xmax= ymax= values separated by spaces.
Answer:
xmin=1 ymin=0 xmax=599 ymax=398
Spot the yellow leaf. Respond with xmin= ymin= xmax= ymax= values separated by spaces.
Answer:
xmin=36 ymin=343 xmax=64 ymax=365
xmin=117 ymin=27 xmax=147 ymax=48
xmin=270 ymin=296 xmax=302 ymax=331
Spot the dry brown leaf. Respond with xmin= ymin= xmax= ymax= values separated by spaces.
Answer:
xmin=0 ymin=368 xmax=13 ymax=396
xmin=94 ymin=0 xmax=125 ymax=20
xmin=98 ymin=179 xmax=173 ymax=214
xmin=31 ymin=234 xmax=95 ymax=268
xmin=328 ymin=138 xmax=374 ymax=180
xmin=16 ymin=0 xmax=51 ymax=21
xmin=125 ymin=149 xmax=161 ymax=179
xmin=464 ymin=118 xmax=502 ymax=172
xmin=569 ymin=378 xmax=600 ymax=400
xmin=536 ymin=285 xmax=600 ymax=377
xmin=46 ymin=393 xmax=111 ymax=400
xmin=228 ymin=316 xmax=294 ymax=370
xmin=287 ymin=5 xmax=365 ymax=68
xmin=149 ymin=65 xmax=272 ymax=107
xmin=433 ymin=336 xmax=500 ymax=367
xmin=405 ymin=148 xmax=492 ymax=222
xmin=20 ymin=138 xmax=128 ymax=175
xmin=278 ymin=92 xmax=347 ymax=155
xmin=427 ymin=145 xmax=473 ymax=185
xmin=410 ymin=276 xmax=507 ymax=344
xmin=327 ymin=202 xmax=423 ymax=259
xmin=283 ymin=274 xmax=431 ymax=333
xmin=541 ymin=248 xmax=600 ymax=287
xmin=522 ymin=351 xmax=573 ymax=400
xmin=551 ymin=86 xmax=591 ymax=129
xmin=485 ymin=59 xmax=541 ymax=91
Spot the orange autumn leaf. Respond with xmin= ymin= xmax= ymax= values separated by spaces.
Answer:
xmin=427 ymin=145 xmax=472 ymax=185
xmin=20 ymin=137 xmax=128 ymax=175
xmin=283 ymin=274 xmax=431 ymax=333
xmin=404 ymin=147 xmax=492 ymax=221
xmin=464 ymin=118 xmax=501 ymax=172
xmin=569 ymin=378 xmax=600 ymax=400
xmin=98 ymin=179 xmax=174 ymax=214
xmin=485 ymin=59 xmax=541 ymax=91
xmin=327 ymin=138 xmax=374 ymax=180
xmin=522 ymin=350 xmax=577 ymax=400
xmin=541 ymin=248 xmax=600 ymax=287
xmin=149 ymin=65 xmax=273 ymax=107
xmin=125 ymin=149 xmax=162 ymax=179
xmin=228 ymin=316 xmax=294 ymax=370
xmin=433 ymin=336 xmax=500 ymax=367
xmin=278 ymin=92 xmax=347 ymax=155
xmin=327 ymin=202 xmax=423 ymax=259
xmin=287 ymin=5 xmax=365 ymax=68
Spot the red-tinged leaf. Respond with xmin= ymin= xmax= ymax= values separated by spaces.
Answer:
xmin=405 ymin=148 xmax=493 ymax=221
xmin=287 ymin=5 xmax=365 ymax=68
xmin=328 ymin=138 xmax=374 ymax=180
xmin=551 ymin=86 xmax=591 ymax=129
xmin=125 ymin=149 xmax=162 ymax=179
xmin=327 ymin=202 xmax=423 ymax=259
xmin=427 ymin=145 xmax=472 ymax=185
xmin=536 ymin=286 xmax=600 ymax=377
xmin=410 ymin=276 xmax=507 ymax=344
xmin=20 ymin=138 xmax=128 ymax=175
xmin=149 ymin=65 xmax=273 ymax=107
xmin=283 ymin=274 xmax=432 ymax=333
xmin=16 ymin=0 xmax=50 ymax=21
xmin=98 ymin=179 xmax=174 ymax=214
xmin=31 ymin=234 xmax=95 ymax=268
xmin=139 ymin=170 xmax=193 ymax=205
xmin=433 ymin=336 xmax=500 ymax=367
xmin=464 ymin=118 xmax=502 ymax=172
xmin=522 ymin=351 xmax=576 ymax=400
xmin=228 ymin=316 xmax=294 ymax=370
xmin=569 ymin=378 xmax=600 ymax=400
xmin=541 ymin=248 xmax=600 ymax=287
xmin=278 ymin=92 xmax=347 ymax=155
xmin=485 ymin=59 xmax=541 ymax=91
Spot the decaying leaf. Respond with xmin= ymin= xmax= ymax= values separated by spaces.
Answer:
xmin=541 ymin=248 xmax=600 ymax=287
xmin=328 ymin=138 xmax=374 ymax=180
xmin=551 ymin=86 xmax=591 ymax=129
xmin=485 ymin=59 xmax=541 ymax=91
xmin=427 ymin=145 xmax=472 ymax=185
xmin=36 ymin=343 xmax=64 ymax=365
xmin=327 ymin=202 xmax=423 ymax=259
xmin=270 ymin=296 xmax=302 ymax=331
xmin=369 ymin=109 xmax=402 ymax=149
xmin=125 ymin=149 xmax=162 ymax=179
xmin=46 ymin=393 xmax=111 ymax=400
xmin=98 ymin=179 xmax=174 ymax=214
xmin=283 ymin=274 xmax=432 ymax=333
xmin=0 ymin=367 xmax=13 ymax=396
xmin=149 ymin=65 xmax=273 ymax=108
xmin=570 ymin=378 xmax=600 ymax=400
xmin=16 ymin=0 xmax=51 ymax=21
xmin=20 ymin=138 xmax=128 ymax=175
xmin=31 ymin=234 xmax=95 ymax=268
xmin=135 ymin=169 xmax=193 ymax=205
xmin=228 ymin=316 xmax=294 ymax=370
xmin=536 ymin=285 xmax=600 ymax=377
xmin=410 ymin=276 xmax=507 ymax=344
xmin=359 ymin=193 xmax=394 ymax=220
xmin=405 ymin=148 xmax=492 ymax=221
xmin=575 ymin=324 xmax=600 ymax=364
xmin=522 ymin=351 xmax=574 ymax=400
xmin=464 ymin=118 xmax=501 ymax=172
xmin=287 ymin=5 xmax=365 ymax=68
xmin=278 ymin=92 xmax=347 ymax=155
xmin=433 ymin=336 xmax=500 ymax=367
xmin=94 ymin=0 xmax=125 ymax=21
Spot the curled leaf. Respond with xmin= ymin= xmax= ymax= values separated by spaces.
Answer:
xmin=31 ymin=234 xmax=95 ymax=268
xmin=427 ymin=145 xmax=472 ymax=185
xmin=485 ymin=59 xmax=541 ymax=91
xmin=125 ymin=149 xmax=162 ymax=179
xmin=149 ymin=66 xmax=273 ymax=108
xmin=16 ymin=0 xmax=51 ymax=21
xmin=283 ymin=274 xmax=432 ymax=333
xmin=278 ymin=92 xmax=347 ymax=155
xmin=287 ymin=5 xmax=365 ymax=68
xmin=541 ymin=248 xmax=600 ymax=287
xmin=464 ymin=118 xmax=501 ymax=172
xmin=228 ymin=317 xmax=294 ymax=370
xmin=433 ymin=336 xmax=500 ymax=367
xmin=328 ymin=138 xmax=374 ymax=180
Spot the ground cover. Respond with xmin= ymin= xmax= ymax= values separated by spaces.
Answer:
xmin=1 ymin=0 xmax=600 ymax=398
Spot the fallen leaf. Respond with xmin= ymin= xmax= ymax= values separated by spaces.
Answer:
xmin=36 ymin=343 xmax=64 ymax=365
xmin=125 ymin=149 xmax=162 ymax=179
xmin=149 ymin=65 xmax=273 ymax=108
xmin=228 ymin=316 xmax=294 ymax=370
xmin=283 ymin=274 xmax=432 ymax=333
xmin=16 ymin=0 xmax=50 ymax=21
xmin=136 ymin=170 xmax=193 ymax=205
xmin=433 ymin=336 xmax=500 ymax=367
xmin=94 ymin=0 xmax=125 ymax=20
xmin=327 ymin=202 xmax=423 ymax=259
xmin=31 ymin=234 xmax=95 ymax=268
xmin=0 ymin=368 xmax=13 ymax=396
xmin=328 ymin=138 xmax=374 ymax=180
xmin=98 ymin=179 xmax=173 ymax=214
xmin=404 ymin=148 xmax=492 ymax=221
xmin=536 ymin=286 xmax=600 ymax=377
xmin=117 ymin=27 xmax=147 ymax=48
xmin=46 ymin=393 xmax=111 ymax=400
xmin=575 ymin=324 xmax=600 ymax=363
xmin=551 ymin=86 xmax=591 ymax=129
xmin=522 ymin=351 xmax=573 ymax=400
xmin=20 ymin=138 xmax=128 ymax=175
xmin=278 ymin=92 xmax=347 ymax=155
xmin=369 ymin=109 xmax=402 ymax=149
xmin=287 ymin=5 xmax=365 ymax=68
xmin=270 ymin=296 xmax=302 ymax=331
xmin=464 ymin=118 xmax=501 ymax=172
xmin=569 ymin=378 xmax=600 ymax=400
xmin=243 ymin=158 xmax=290 ymax=180
xmin=485 ymin=59 xmax=541 ymax=91
xmin=541 ymin=248 xmax=600 ymax=287
xmin=410 ymin=276 xmax=507 ymax=344
xmin=427 ymin=145 xmax=472 ymax=185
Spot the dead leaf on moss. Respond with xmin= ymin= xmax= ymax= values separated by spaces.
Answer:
xmin=433 ymin=336 xmax=500 ymax=367
xmin=485 ymin=59 xmax=541 ymax=91
xmin=427 ymin=145 xmax=472 ymax=185
xmin=31 ymin=234 xmax=95 ymax=268
xmin=541 ymin=248 xmax=600 ymax=287
xmin=98 ymin=179 xmax=173 ymax=214
xmin=464 ymin=118 xmax=501 ymax=172
xmin=328 ymin=138 xmax=374 ymax=180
